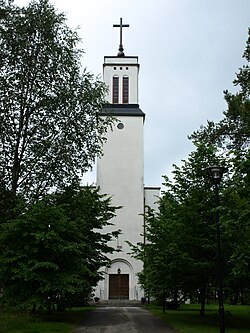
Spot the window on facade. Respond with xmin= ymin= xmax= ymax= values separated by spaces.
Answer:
xmin=112 ymin=76 xmax=119 ymax=103
xmin=122 ymin=76 xmax=129 ymax=104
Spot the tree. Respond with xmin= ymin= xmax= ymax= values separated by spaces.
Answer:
xmin=163 ymin=145 xmax=231 ymax=315
xmin=0 ymin=185 xmax=120 ymax=311
xmin=191 ymin=29 xmax=250 ymax=303
xmin=0 ymin=0 xmax=111 ymax=204
xmin=131 ymin=143 xmax=229 ymax=315
xmin=130 ymin=29 xmax=250 ymax=314
xmin=139 ymin=201 xmax=192 ymax=311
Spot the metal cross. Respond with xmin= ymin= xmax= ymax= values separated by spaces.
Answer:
xmin=113 ymin=17 xmax=129 ymax=56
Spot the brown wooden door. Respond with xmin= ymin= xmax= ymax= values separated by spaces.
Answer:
xmin=109 ymin=274 xmax=129 ymax=299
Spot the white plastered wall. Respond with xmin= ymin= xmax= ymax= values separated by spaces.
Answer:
xmin=103 ymin=56 xmax=139 ymax=104
xmin=96 ymin=115 xmax=144 ymax=300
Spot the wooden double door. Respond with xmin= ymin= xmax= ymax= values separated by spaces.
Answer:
xmin=109 ymin=274 xmax=129 ymax=300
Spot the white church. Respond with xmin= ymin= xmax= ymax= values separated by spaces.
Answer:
xmin=95 ymin=18 xmax=160 ymax=301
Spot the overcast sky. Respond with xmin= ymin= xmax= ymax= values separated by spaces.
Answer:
xmin=15 ymin=0 xmax=250 ymax=187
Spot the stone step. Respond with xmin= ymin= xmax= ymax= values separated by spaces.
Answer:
xmin=90 ymin=299 xmax=143 ymax=307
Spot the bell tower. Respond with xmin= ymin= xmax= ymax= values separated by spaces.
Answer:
xmin=96 ymin=18 xmax=145 ymax=301
xmin=103 ymin=18 xmax=139 ymax=105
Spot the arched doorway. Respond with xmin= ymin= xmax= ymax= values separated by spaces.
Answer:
xmin=107 ymin=259 xmax=133 ymax=300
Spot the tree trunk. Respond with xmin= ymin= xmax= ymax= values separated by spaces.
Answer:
xmin=31 ymin=303 xmax=36 ymax=314
xmin=162 ymin=291 xmax=166 ymax=313
xmin=231 ymin=291 xmax=239 ymax=305
xmin=199 ymin=281 xmax=206 ymax=317
xmin=173 ymin=289 xmax=178 ymax=310
xmin=46 ymin=300 xmax=52 ymax=314
xmin=240 ymin=290 xmax=245 ymax=305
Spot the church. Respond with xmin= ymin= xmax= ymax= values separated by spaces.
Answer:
xmin=95 ymin=18 xmax=160 ymax=301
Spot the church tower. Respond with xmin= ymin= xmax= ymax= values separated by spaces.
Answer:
xmin=96 ymin=19 xmax=157 ymax=301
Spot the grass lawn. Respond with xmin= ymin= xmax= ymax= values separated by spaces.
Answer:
xmin=146 ymin=303 xmax=250 ymax=333
xmin=0 ymin=306 xmax=94 ymax=333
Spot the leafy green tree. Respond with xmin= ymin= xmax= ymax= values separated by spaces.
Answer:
xmin=131 ymin=143 xmax=228 ymax=315
xmin=161 ymin=144 xmax=230 ymax=315
xmin=140 ymin=200 xmax=192 ymax=311
xmin=0 ymin=0 xmax=111 ymax=204
xmin=191 ymin=28 xmax=250 ymax=303
xmin=131 ymin=29 xmax=249 ymax=315
xmin=0 ymin=185 xmax=119 ymax=311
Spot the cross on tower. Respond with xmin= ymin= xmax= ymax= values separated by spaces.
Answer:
xmin=113 ymin=17 xmax=129 ymax=57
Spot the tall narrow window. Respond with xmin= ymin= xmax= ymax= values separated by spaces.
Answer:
xmin=112 ymin=76 xmax=119 ymax=103
xmin=123 ymin=76 xmax=129 ymax=104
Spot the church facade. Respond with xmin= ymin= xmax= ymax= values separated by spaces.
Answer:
xmin=95 ymin=19 xmax=159 ymax=301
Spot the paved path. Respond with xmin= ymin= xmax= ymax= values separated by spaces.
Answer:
xmin=73 ymin=306 xmax=176 ymax=333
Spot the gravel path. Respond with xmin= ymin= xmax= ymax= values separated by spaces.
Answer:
xmin=73 ymin=306 xmax=176 ymax=333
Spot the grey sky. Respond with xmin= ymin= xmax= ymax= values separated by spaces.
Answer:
xmin=15 ymin=0 xmax=250 ymax=187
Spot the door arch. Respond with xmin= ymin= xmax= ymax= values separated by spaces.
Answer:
xmin=106 ymin=259 xmax=134 ymax=300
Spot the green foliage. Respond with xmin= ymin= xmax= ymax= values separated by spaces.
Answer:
xmin=133 ymin=143 xmax=227 ymax=313
xmin=190 ymin=29 xmax=250 ymax=302
xmin=0 ymin=1 xmax=116 ymax=310
xmin=0 ymin=0 xmax=112 ymax=202
xmin=0 ymin=186 xmax=119 ymax=310
xmin=131 ymin=29 xmax=250 ymax=313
